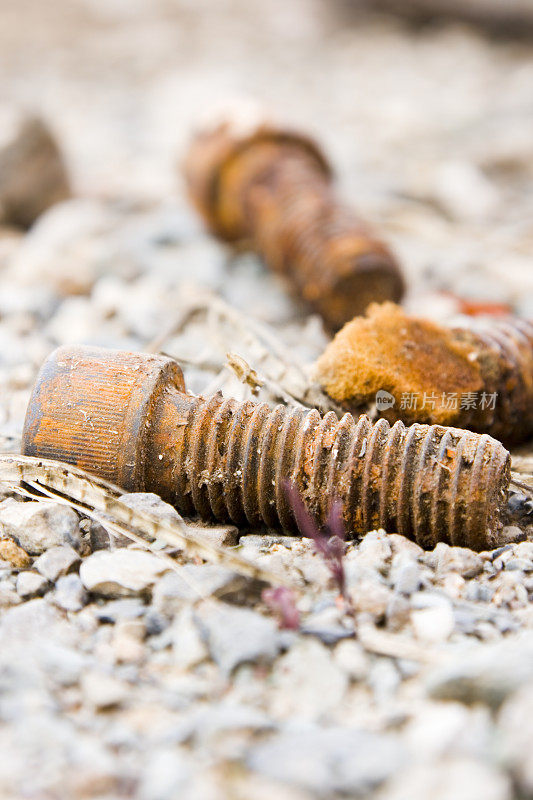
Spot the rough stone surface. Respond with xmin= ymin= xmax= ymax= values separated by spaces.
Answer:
xmin=53 ymin=574 xmax=88 ymax=611
xmin=427 ymin=634 xmax=533 ymax=708
xmin=80 ymin=549 xmax=170 ymax=598
xmin=152 ymin=565 xmax=250 ymax=612
xmin=248 ymin=726 xmax=404 ymax=795
xmin=34 ymin=545 xmax=80 ymax=581
xmin=185 ymin=522 xmax=240 ymax=548
xmin=15 ymin=570 xmax=49 ymax=599
xmin=0 ymin=500 xmax=82 ymax=555
xmin=119 ymin=492 xmax=183 ymax=527
xmin=195 ymin=600 xmax=281 ymax=674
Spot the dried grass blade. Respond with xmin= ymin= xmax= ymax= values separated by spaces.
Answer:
xmin=0 ymin=454 xmax=291 ymax=587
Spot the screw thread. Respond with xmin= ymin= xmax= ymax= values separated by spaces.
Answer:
xmin=235 ymin=147 xmax=403 ymax=329
xmin=457 ymin=318 xmax=533 ymax=443
xmin=169 ymin=393 xmax=510 ymax=550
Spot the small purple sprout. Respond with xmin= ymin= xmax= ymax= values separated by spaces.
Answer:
xmin=262 ymin=586 xmax=300 ymax=630
xmin=284 ymin=480 xmax=349 ymax=602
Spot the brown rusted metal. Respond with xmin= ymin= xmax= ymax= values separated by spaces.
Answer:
xmin=22 ymin=346 xmax=511 ymax=551
xmin=453 ymin=318 xmax=533 ymax=444
xmin=315 ymin=302 xmax=533 ymax=446
xmin=184 ymin=119 xmax=404 ymax=332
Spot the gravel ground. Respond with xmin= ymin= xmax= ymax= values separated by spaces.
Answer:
xmin=0 ymin=1 xmax=532 ymax=798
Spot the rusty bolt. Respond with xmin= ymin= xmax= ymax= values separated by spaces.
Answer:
xmin=314 ymin=302 xmax=533 ymax=445
xmin=22 ymin=346 xmax=510 ymax=551
xmin=183 ymin=118 xmax=404 ymax=331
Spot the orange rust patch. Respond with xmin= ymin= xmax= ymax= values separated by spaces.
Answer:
xmin=314 ymin=302 xmax=483 ymax=426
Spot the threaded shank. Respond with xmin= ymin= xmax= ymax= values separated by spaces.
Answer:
xmin=455 ymin=318 xmax=533 ymax=444
xmin=246 ymin=151 xmax=403 ymax=330
xmin=472 ymin=319 xmax=533 ymax=442
xmin=165 ymin=394 xmax=510 ymax=551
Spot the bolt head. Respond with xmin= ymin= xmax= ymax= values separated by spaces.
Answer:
xmin=22 ymin=346 xmax=186 ymax=491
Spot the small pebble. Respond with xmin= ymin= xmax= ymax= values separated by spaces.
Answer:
xmin=34 ymin=545 xmax=80 ymax=581
xmin=0 ymin=538 xmax=31 ymax=568
xmin=195 ymin=600 xmax=280 ymax=674
xmin=54 ymin=574 xmax=88 ymax=612
xmin=0 ymin=500 xmax=82 ymax=555
xmin=80 ymin=549 xmax=170 ymax=598
xmin=81 ymin=670 xmax=129 ymax=710
xmin=15 ymin=570 xmax=49 ymax=599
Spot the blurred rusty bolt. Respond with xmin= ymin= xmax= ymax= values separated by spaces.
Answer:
xmin=183 ymin=117 xmax=404 ymax=331
xmin=22 ymin=346 xmax=510 ymax=551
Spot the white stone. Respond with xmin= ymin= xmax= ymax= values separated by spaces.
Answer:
xmin=270 ymin=638 xmax=349 ymax=719
xmin=169 ymin=606 xmax=208 ymax=670
xmin=34 ymin=545 xmax=80 ymax=582
xmin=195 ymin=600 xmax=280 ymax=674
xmin=412 ymin=603 xmax=455 ymax=643
xmin=80 ymin=549 xmax=170 ymax=597
xmin=0 ymin=499 xmax=81 ymax=555
xmin=16 ymin=571 xmax=49 ymax=599
xmin=81 ymin=670 xmax=129 ymax=710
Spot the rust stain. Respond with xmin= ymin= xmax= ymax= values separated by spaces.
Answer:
xmin=315 ymin=302 xmax=533 ymax=445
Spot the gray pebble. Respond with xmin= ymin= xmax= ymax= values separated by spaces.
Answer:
xmin=465 ymin=581 xmax=494 ymax=603
xmin=53 ymin=574 xmax=88 ymax=612
xmin=80 ymin=549 xmax=169 ymax=598
xmin=16 ymin=570 xmax=49 ymax=599
xmin=247 ymin=725 xmax=404 ymax=795
xmin=119 ymin=492 xmax=183 ymax=526
xmin=34 ymin=545 xmax=80 ymax=582
xmin=431 ymin=542 xmax=483 ymax=579
xmin=195 ymin=600 xmax=280 ymax=674
xmin=505 ymin=558 xmax=532 ymax=572
xmin=160 ymin=605 xmax=208 ymax=669
xmin=393 ymin=561 xmax=422 ymax=595
xmin=427 ymin=634 xmax=533 ymax=708
xmin=89 ymin=520 xmax=128 ymax=550
xmin=500 ymin=526 xmax=524 ymax=545
xmin=185 ymin=521 xmax=240 ymax=548
xmin=386 ymin=593 xmax=411 ymax=631
xmin=96 ymin=598 xmax=147 ymax=623
xmin=300 ymin=606 xmax=353 ymax=644
xmin=152 ymin=565 xmax=253 ymax=613
xmin=0 ymin=499 xmax=81 ymax=555
xmin=144 ymin=609 xmax=167 ymax=636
